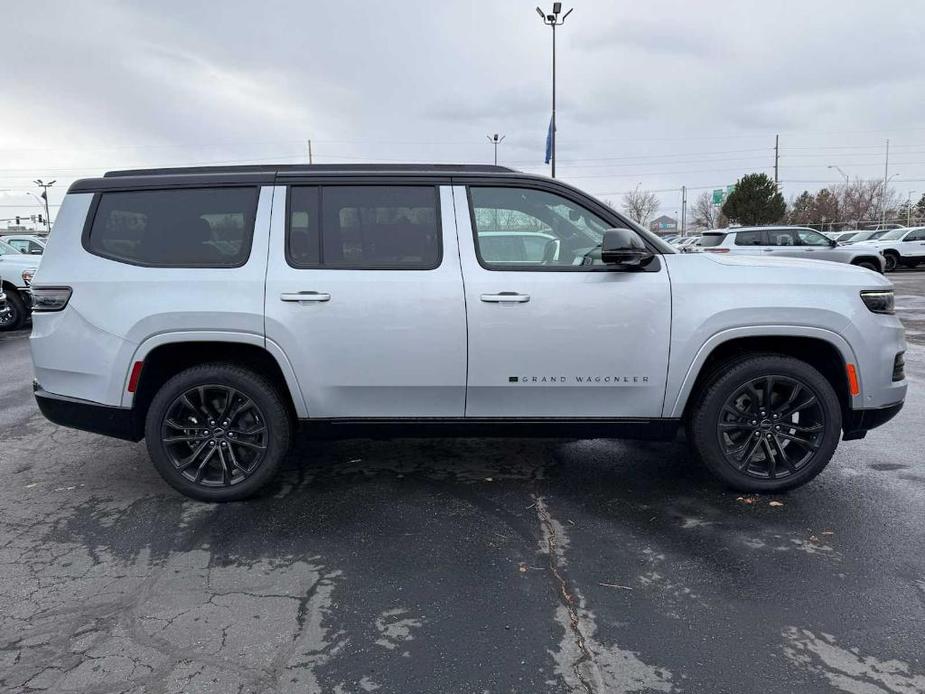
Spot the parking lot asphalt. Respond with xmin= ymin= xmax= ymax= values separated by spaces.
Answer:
xmin=1 ymin=275 xmax=924 ymax=694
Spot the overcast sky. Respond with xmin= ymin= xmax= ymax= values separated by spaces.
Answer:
xmin=3 ymin=0 xmax=924 ymax=227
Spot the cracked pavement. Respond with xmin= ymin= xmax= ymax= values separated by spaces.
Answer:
xmin=1 ymin=275 xmax=924 ymax=693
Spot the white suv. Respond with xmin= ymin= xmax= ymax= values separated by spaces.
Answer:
xmin=0 ymin=238 xmax=39 ymax=330
xmin=698 ymin=226 xmax=885 ymax=272
xmin=30 ymin=165 xmax=907 ymax=501
xmin=851 ymin=226 xmax=925 ymax=271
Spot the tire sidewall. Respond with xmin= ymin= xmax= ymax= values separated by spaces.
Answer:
xmin=883 ymin=253 xmax=898 ymax=272
xmin=145 ymin=364 xmax=291 ymax=502
xmin=690 ymin=355 xmax=842 ymax=492
xmin=0 ymin=291 xmax=24 ymax=331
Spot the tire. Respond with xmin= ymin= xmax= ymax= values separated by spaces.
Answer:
xmin=883 ymin=252 xmax=899 ymax=272
xmin=687 ymin=354 xmax=842 ymax=493
xmin=0 ymin=289 xmax=26 ymax=331
xmin=853 ymin=260 xmax=880 ymax=273
xmin=144 ymin=363 xmax=292 ymax=502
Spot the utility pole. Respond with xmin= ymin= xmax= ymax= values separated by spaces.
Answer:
xmin=33 ymin=179 xmax=55 ymax=233
xmin=680 ymin=185 xmax=687 ymax=237
xmin=537 ymin=3 xmax=573 ymax=179
xmin=881 ymin=138 xmax=889 ymax=226
xmin=773 ymin=134 xmax=779 ymax=185
xmin=307 ymin=139 xmax=313 ymax=165
xmin=487 ymin=133 xmax=506 ymax=165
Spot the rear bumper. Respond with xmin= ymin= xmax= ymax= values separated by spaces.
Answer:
xmin=34 ymin=383 xmax=142 ymax=441
xmin=842 ymin=401 xmax=904 ymax=441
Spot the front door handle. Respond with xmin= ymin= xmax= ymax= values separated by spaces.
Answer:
xmin=480 ymin=292 xmax=530 ymax=303
xmin=280 ymin=291 xmax=331 ymax=303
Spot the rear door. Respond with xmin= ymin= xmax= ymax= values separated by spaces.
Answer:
xmin=264 ymin=182 xmax=467 ymax=418
xmin=454 ymin=183 xmax=671 ymax=418
xmin=764 ymin=228 xmax=803 ymax=258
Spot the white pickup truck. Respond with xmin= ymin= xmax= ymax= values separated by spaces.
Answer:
xmin=29 ymin=165 xmax=907 ymax=501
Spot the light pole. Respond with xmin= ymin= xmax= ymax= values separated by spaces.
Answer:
xmin=487 ymin=133 xmax=506 ymax=166
xmin=827 ymin=165 xmax=849 ymax=185
xmin=881 ymin=173 xmax=899 ymax=226
xmin=34 ymin=179 xmax=55 ymax=233
xmin=536 ymin=3 xmax=572 ymax=179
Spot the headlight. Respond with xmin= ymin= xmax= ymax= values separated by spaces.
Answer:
xmin=860 ymin=289 xmax=894 ymax=315
xmin=21 ymin=267 xmax=37 ymax=286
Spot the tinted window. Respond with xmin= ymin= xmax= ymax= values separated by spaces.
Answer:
xmin=734 ymin=231 xmax=764 ymax=246
xmin=87 ymin=188 xmax=258 ymax=267
xmin=287 ymin=186 xmax=440 ymax=269
xmin=469 ymin=186 xmax=615 ymax=268
xmin=906 ymin=229 xmax=925 ymax=241
xmin=767 ymin=229 xmax=798 ymax=246
xmin=699 ymin=234 xmax=726 ymax=247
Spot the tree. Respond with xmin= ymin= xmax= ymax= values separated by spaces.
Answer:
xmin=721 ymin=173 xmax=786 ymax=226
xmin=621 ymin=187 xmax=660 ymax=225
xmin=690 ymin=191 xmax=728 ymax=230
xmin=788 ymin=191 xmax=814 ymax=225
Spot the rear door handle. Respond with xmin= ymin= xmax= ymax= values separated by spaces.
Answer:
xmin=280 ymin=291 xmax=331 ymax=303
xmin=480 ymin=292 xmax=530 ymax=303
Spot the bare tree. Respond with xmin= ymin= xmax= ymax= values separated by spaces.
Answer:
xmin=690 ymin=191 xmax=727 ymax=230
xmin=621 ymin=188 xmax=660 ymax=225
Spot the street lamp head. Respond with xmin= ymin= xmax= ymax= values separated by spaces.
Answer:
xmin=48 ymin=180 xmax=56 ymax=186
xmin=536 ymin=6 xmax=545 ymax=19
xmin=553 ymin=2 xmax=561 ymax=14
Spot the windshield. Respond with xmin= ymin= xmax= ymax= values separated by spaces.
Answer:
xmin=0 ymin=239 xmax=23 ymax=255
xmin=879 ymin=228 xmax=908 ymax=240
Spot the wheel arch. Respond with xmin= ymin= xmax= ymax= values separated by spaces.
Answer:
xmin=123 ymin=332 xmax=307 ymax=422
xmin=669 ymin=327 xmax=858 ymax=422
xmin=850 ymin=255 xmax=883 ymax=270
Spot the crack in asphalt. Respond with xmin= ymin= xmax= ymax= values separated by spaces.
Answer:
xmin=533 ymin=494 xmax=595 ymax=694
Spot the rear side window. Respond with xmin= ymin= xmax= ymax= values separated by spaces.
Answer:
xmin=287 ymin=186 xmax=441 ymax=269
xmin=734 ymin=231 xmax=765 ymax=246
xmin=698 ymin=234 xmax=726 ymax=247
xmin=86 ymin=187 xmax=259 ymax=267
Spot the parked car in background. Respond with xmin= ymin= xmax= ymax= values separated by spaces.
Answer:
xmin=673 ymin=235 xmax=702 ymax=252
xmin=29 ymin=164 xmax=905 ymax=501
xmin=1 ymin=234 xmax=47 ymax=255
xmin=859 ymin=223 xmax=905 ymax=231
xmin=844 ymin=230 xmax=892 ymax=244
xmin=697 ymin=226 xmax=885 ymax=272
xmin=0 ymin=238 xmax=38 ymax=330
xmin=823 ymin=231 xmax=861 ymax=244
xmin=0 ymin=280 xmax=10 ymax=326
xmin=852 ymin=226 xmax=925 ymax=270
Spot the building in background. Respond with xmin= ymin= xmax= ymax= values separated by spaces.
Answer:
xmin=649 ymin=215 xmax=678 ymax=236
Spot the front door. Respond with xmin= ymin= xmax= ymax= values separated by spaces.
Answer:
xmin=264 ymin=184 xmax=467 ymax=418
xmin=454 ymin=184 xmax=671 ymax=418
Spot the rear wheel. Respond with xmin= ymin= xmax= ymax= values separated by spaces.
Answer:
xmin=144 ymin=363 xmax=292 ymax=501
xmin=688 ymin=354 xmax=842 ymax=492
xmin=0 ymin=289 xmax=26 ymax=331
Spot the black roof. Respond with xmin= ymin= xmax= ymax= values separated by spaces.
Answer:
xmin=67 ymin=163 xmax=524 ymax=194
xmin=103 ymin=163 xmax=515 ymax=178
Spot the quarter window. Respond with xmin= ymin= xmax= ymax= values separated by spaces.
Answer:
xmin=86 ymin=187 xmax=258 ymax=267
xmin=287 ymin=186 xmax=441 ymax=269
xmin=469 ymin=186 xmax=616 ymax=268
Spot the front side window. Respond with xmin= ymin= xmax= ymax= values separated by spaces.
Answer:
xmin=795 ymin=229 xmax=832 ymax=246
xmin=904 ymin=228 xmax=925 ymax=241
xmin=287 ymin=186 xmax=441 ymax=269
xmin=734 ymin=231 xmax=765 ymax=246
xmin=469 ymin=186 xmax=616 ymax=268
xmin=86 ymin=187 xmax=258 ymax=267
xmin=0 ymin=240 xmax=19 ymax=255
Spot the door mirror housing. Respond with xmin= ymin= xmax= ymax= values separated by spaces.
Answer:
xmin=601 ymin=228 xmax=655 ymax=268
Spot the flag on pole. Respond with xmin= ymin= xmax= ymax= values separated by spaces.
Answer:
xmin=544 ymin=116 xmax=554 ymax=164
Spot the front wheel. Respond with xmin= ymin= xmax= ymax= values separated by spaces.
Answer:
xmin=883 ymin=253 xmax=899 ymax=272
xmin=688 ymin=354 xmax=842 ymax=492
xmin=0 ymin=289 xmax=26 ymax=331
xmin=145 ymin=363 xmax=292 ymax=501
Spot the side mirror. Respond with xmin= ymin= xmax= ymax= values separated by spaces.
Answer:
xmin=601 ymin=228 xmax=655 ymax=267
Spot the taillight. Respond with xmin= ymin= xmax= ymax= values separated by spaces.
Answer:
xmin=30 ymin=286 xmax=72 ymax=312
xmin=703 ymin=248 xmax=730 ymax=253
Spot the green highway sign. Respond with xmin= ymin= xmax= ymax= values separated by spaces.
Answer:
xmin=712 ymin=189 xmax=724 ymax=205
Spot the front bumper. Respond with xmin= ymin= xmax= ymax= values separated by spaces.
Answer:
xmin=34 ymin=383 xmax=142 ymax=441
xmin=842 ymin=401 xmax=904 ymax=440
